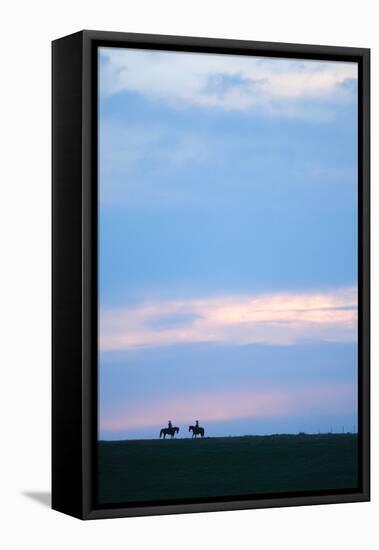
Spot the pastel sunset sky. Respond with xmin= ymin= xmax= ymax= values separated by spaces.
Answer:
xmin=98 ymin=47 xmax=358 ymax=440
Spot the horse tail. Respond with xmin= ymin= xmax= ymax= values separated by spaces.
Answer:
xmin=159 ymin=429 xmax=163 ymax=438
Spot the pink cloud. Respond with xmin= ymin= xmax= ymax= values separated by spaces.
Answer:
xmin=100 ymin=383 xmax=356 ymax=433
xmin=99 ymin=287 xmax=357 ymax=352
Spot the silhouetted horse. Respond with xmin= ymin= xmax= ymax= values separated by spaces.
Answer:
xmin=160 ymin=426 xmax=179 ymax=439
xmin=189 ymin=425 xmax=205 ymax=438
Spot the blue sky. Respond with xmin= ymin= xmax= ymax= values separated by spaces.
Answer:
xmin=98 ymin=47 xmax=358 ymax=440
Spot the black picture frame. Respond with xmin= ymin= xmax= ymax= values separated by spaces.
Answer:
xmin=52 ymin=30 xmax=370 ymax=520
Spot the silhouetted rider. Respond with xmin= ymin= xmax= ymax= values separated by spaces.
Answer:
xmin=168 ymin=420 xmax=172 ymax=430
xmin=195 ymin=420 xmax=199 ymax=428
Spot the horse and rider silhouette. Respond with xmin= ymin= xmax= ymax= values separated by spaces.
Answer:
xmin=159 ymin=420 xmax=179 ymax=439
xmin=159 ymin=420 xmax=205 ymax=439
xmin=189 ymin=420 xmax=205 ymax=438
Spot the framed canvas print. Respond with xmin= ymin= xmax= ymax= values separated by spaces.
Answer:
xmin=52 ymin=30 xmax=370 ymax=520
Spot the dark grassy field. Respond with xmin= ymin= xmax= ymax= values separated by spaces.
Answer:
xmin=98 ymin=434 xmax=358 ymax=504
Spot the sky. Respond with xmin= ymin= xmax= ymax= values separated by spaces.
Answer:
xmin=98 ymin=47 xmax=358 ymax=440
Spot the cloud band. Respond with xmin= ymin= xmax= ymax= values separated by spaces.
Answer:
xmin=99 ymin=287 xmax=357 ymax=352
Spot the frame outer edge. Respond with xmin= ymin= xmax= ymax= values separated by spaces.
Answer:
xmin=52 ymin=31 xmax=85 ymax=519
xmin=361 ymin=48 xmax=370 ymax=501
